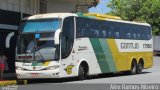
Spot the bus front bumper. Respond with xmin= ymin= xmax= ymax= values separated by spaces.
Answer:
xmin=16 ymin=69 xmax=60 ymax=79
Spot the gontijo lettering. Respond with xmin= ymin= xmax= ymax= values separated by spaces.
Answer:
xmin=121 ymin=43 xmax=139 ymax=49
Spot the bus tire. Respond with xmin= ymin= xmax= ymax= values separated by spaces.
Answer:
xmin=136 ymin=61 xmax=143 ymax=74
xmin=78 ymin=65 xmax=86 ymax=80
xmin=130 ymin=60 xmax=137 ymax=75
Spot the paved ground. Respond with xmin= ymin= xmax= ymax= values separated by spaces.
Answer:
xmin=1 ymin=57 xmax=160 ymax=90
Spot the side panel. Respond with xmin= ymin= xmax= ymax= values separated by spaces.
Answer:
xmin=61 ymin=37 xmax=153 ymax=77
xmin=74 ymin=38 xmax=153 ymax=75
xmin=60 ymin=38 xmax=102 ymax=77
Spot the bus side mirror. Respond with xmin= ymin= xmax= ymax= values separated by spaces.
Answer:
xmin=54 ymin=29 xmax=61 ymax=45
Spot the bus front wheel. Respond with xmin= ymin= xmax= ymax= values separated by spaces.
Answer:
xmin=136 ymin=61 xmax=143 ymax=74
xmin=78 ymin=65 xmax=86 ymax=80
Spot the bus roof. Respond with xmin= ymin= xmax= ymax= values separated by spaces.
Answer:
xmin=106 ymin=19 xmax=151 ymax=26
xmin=23 ymin=13 xmax=150 ymax=27
xmin=83 ymin=13 xmax=150 ymax=26
xmin=22 ymin=13 xmax=78 ymax=20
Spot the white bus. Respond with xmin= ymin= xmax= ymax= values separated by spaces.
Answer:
xmin=15 ymin=13 xmax=153 ymax=79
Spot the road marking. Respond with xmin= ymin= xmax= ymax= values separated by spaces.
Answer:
xmin=0 ymin=80 xmax=17 ymax=86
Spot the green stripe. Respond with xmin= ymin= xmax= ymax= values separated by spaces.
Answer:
xmin=32 ymin=62 xmax=37 ymax=66
xmin=90 ymin=38 xmax=110 ymax=73
xmin=99 ymin=39 xmax=117 ymax=72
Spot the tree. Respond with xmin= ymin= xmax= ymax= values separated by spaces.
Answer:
xmin=107 ymin=0 xmax=160 ymax=35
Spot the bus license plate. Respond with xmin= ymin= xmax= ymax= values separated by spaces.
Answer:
xmin=31 ymin=73 xmax=38 ymax=77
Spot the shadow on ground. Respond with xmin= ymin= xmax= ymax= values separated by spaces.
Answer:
xmin=24 ymin=71 xmax=151 ymax=85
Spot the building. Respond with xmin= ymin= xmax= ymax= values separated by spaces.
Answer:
xmin=44 ymin=0 xmax=98 ymax=13
xmin=0 ymin=0 xmax=39 ymax=73
xmin=0 ymin=0 xmax=98 ymax=74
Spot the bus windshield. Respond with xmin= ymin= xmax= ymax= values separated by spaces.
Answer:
xmin=17 ymin=33 xmax=59 ymax=61
xmin=19 ymin=18 xmax=61 ymax=33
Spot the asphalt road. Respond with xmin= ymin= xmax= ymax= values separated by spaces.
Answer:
xmin=1 ymin=57 xmax=160 ymax=90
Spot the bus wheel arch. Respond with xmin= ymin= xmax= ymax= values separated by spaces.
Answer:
xmin=130 ymin=58 xmax=137 ymax=75
xmin=78 ymin=61 xmax=89 ymax=80
xmin=136 ymin=58 xmax=144 ymax=74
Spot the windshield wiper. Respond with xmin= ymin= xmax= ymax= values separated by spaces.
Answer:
xmin=33 ymin=40 xmax=46 ymax=62
xmin=35 ymin=48 xmax=45 ymax=62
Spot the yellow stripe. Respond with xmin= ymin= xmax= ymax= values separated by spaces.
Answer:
xmin=107 ymin=39 xmax=119 ymax=52
xmin=0 ymin=80 xmax=17 ymax=86
xmin=107 ymin=39 xmax=120 ymax=71
xmin=43 ymin=61 xmax=50 ymax=66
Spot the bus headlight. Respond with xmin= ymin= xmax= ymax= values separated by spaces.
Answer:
xmin=46 ymin=65 xmax=59 ymax=70
xmin=16 ymin=66 xmax=24 ymax=70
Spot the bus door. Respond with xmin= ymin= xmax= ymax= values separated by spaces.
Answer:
xmin=60 ymin=17 xmax=75 ymax=76
xmin=61 ymin=33 xmax=75 ymax=75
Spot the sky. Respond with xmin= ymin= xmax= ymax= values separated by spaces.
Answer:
xmin=89 ymin=0 xmax=111 ymax=14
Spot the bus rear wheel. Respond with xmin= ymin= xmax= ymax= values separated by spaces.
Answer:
xmin=136 ymin=61 xmax=143 ymax=74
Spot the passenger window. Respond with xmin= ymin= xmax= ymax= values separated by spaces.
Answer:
xmin=137 ymin=34 xmax=140 ymax=39
xmin=90 ymin=29 xmax=94 ymax=38
xmin=102 ymin=30 xmax=107 ymax=38
xmin=147 ymin=34 xmax=151 ymax=39
xmin=95 ymin=30 xmax=99 ymax=38
xmin=76 ymin=28 xmax=81 ymax=38
xmin=82 ymin=28 xmax=86 ymax=36
xmin=127 ymin=33 xmax=131 ymax=39
xmin=142 ymin=34 xmax=145 ymax=40
xmin=115 ymin=32 xmax=119 ymax=38
xmin=133 ymin=33 xmax=136 ymax=39
xmin=109 ymin=31 xmax=114 ymax=38
xmin=79 ymin=24 xmax=89 ymax=37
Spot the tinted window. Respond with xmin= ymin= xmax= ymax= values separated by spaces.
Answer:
xmin=61 ymin=17 xmax=74 ymax=59
xmin=76 ymin=17 xmax=151 ymax=40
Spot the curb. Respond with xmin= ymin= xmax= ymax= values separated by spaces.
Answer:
xmin=17 ymin=80 xmax=28 ymax=85
xmin=0 ymin=80 xmax=27 ymax=86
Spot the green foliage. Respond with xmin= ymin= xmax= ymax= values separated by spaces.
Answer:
xmin=107 ymin=0 xmax=160 ymax=35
